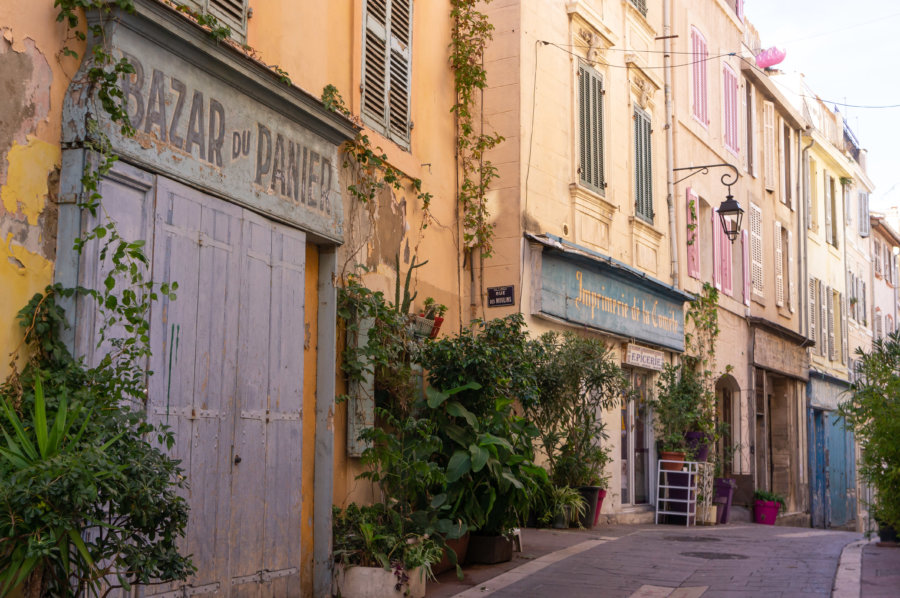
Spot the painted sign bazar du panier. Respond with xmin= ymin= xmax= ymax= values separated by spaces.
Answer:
xmin=536 ymin=249 xmax=687 ymax=352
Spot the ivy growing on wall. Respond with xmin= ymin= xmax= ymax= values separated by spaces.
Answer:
xmin=450 ymin=0 xmax=504 ymax=257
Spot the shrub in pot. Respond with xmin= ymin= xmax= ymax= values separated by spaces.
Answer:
xmin=527 ymin=332 xmax=626 ymax=528
xmin=839 ymin=331 xmax=900 ymax=535
xmin=752 ymin=490 xmax=786 ymax=525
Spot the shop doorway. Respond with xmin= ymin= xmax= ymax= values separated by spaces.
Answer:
xmin=621 ymin=370 xmax=653 ymax=505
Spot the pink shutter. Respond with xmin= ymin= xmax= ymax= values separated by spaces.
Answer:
xmin=691 ymin=28 xmax=708 ymax=125
xmin=721 ymin=215 xmax=733 ymax=296
xmin=712 ymin=208 xmax=721 ymax=290
xmin=742 ymin=229 xmax=751 ymax=306
xmin=687 ymin=187 xmax=700 ymax=279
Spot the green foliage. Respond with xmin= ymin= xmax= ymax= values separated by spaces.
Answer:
xmin=839 ymin=331 xmax=900 ymax=531
xmin=528 ymin=332 xmax=627 ymax=488
xmin=174 ymin=3 xmax=232 ymax=41
xmin=450 ymin=0 xmax=504 ymax=256
xmin=320 ymin=86 xmax=433 ymax=225
xmin=652 ymin=283 xmax=726 ymax=456
xmin=332 ymin=503 xmax=445 ymax=586
xmin=753 ymin=489 xmax=786 ymax=510
xmin=421 ymin=316 xmax=547 ymax=535
xmin=0 ymin=290 xmax=192 ymax=597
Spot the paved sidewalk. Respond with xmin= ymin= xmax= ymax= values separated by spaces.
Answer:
xmin=861 ymin=542 xmax=900 ymax=597
xmin=427 ymin=524 xmax=865 ymax=598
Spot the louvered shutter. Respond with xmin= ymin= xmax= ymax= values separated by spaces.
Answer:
xmin=742 ymin=229 xmax=751 ymax=306
xmin=691 ymin=28 xmax=708 ymax=124
xmin=827 ymin=286 xmax=835 ymax=361
xmin=841 ymin=295 xmax=848 ymax=364
xmin=387 ymin=0 xmax=412 ymax=142
xmin=859 ymin=192 xmax=870 ymax=236
xmin=763 ymin=101 xmax=775 ymax=190
xmin=712 ymin=208 xmax=721 ymax=290
xmin=723 ymin=64 xmax=739 ymax=152
xmin=862 ymin=281 xmax=867 ymax=324
xmin=362 ymin=0 xmax=412 ymax=145
xmin=750 ymin=203 xmax=763 ymax=297
xmin=634 ymin=108 xmax=653 ymax=222
xmin=721 ymin=211 xmax=733 ymax=296
xmin=808 ymin=278 xmax=817 ymax=344
xmin=875 ymin=311 xmax=883 ymax=340
xmin=774 ymin=221 xmax=784 ymax=307
xmin=179 ymin=1 xmax=248 ymax=40
xmin=788 ymin=229 xmax=796 ymax=313
xmin=579 ymin=65 xmax=605 ymax=192
xmin=687 ymin=188 xmax=700 ymax=279
xmin=875 ymin=239 xmax=882 ymax=275
xmin=844 ymin=186 xmax=851 ymax=224
xmin=820 ymin=283 xmax=828 ymax=356
xmin=825 ymin=172 xmax=833 ymax=245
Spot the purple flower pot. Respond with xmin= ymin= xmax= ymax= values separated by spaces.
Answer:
xmin=714 ymin=478 xmax=736 ymax=524
xmin=685 ymin=431 xmax=711 ymax=462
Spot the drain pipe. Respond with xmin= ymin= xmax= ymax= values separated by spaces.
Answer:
xmin=664 ymin=0 xmax=678 ymax=288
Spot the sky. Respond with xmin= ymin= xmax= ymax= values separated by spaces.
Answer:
xmin=745 ymin=0 xmax=900 ymax=211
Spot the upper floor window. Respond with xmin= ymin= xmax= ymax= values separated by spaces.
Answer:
xmin=750 ymin=202 xmax=764 ymax=299
xmin=825 ymin=173 xmax=838 ymax=248
xmin=733 ymin=0 xmax=745 ymax=21
xmin=362 ymin=0 xmax=413 ymax=147
xmin=629 ymin=0 xmax=648 ymax=17
xmin=690 ymin=28 xmax=708 ymax=126
xmin=182 ymin=0 xmax=249 ymax=41
xmin=578 ymin=63 xmax=606 ymax=194
xmin=634 ymin=107 xmax=653 ymax=222
xmin=763 ymin=101 xmax=776 ymax=191
xmin=859 ymin=191 xmax=871 ymax=236
xmin=723 ymin=64 xmax=739 ymax=154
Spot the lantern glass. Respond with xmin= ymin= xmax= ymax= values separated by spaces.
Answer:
xmin=717 ymin=195 xmax=743 ymax=243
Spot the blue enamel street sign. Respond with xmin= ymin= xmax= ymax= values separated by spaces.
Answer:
xmin=538 ymin=250 xmax=686 ymax=352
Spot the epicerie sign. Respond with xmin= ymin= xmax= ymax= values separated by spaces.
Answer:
xmin=623 ymin=343 xmax=665 ymax=371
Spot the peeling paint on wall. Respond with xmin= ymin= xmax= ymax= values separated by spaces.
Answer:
xmin=1 ymin=136 xmax=60 ymax=225
xmin=1 ymin=233 xmax=53 ymax=378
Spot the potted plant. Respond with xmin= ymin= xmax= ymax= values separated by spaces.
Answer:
xmin=528 ymin=332 xmax=627 ymax=529
xmin=543 ymin=485 xmax=587 ymax=529
xmin=651 ymin=362 xmax=698 ymax=470
xmin=839 ymin=331 xmax=900 ymax=541
xmin=421 ymin=316 xmax=547 ymax=563
xmin=753 ymin=490 xmax=786 ymax=525
xmin=421 ymin=297 xmax=447 ymax=339
xmin=332 ymin=503 xmax=443 ymax=598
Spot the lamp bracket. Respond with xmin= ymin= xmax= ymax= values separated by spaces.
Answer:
xmin=673 ymin=163 xmax=739 ymax=192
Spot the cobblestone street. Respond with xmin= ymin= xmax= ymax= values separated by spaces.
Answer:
xmin=429 ymin=524 xmax=897 ymax=598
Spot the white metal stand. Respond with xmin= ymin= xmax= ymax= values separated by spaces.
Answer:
xmin=655 ymin=460 xmax=699 ymax=526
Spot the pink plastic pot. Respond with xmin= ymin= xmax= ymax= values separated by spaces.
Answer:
xmin=753 ymin=499 xmax=780 ymax=525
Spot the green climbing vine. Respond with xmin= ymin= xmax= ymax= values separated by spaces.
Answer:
xmin=321 ymin=84 xmax=433 ymax=222
xmin=450 ymin=0 xmax=504 ymax=257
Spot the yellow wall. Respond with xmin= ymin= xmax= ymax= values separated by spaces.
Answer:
xmin=0 ymin=5 xmax=82 ymax=376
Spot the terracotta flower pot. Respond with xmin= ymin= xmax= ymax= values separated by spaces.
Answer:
xmin=659 ymin=450 xmax=686 ymax=471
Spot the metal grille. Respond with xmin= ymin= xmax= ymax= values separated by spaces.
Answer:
xmin=629 ymin=0 xmax=648 ymax=16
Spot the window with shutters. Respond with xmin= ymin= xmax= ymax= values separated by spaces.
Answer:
xmin=808 ymin=158 xmax=818 ymax=231
xmin=808 ymin=278 xmax=817 ymax=345
xmin=686 ymin=188 xmax=700 ymax=279
xmin=844 ymin=185 xmax=851 ymax=226
xmin=750 ymin=203 xmax=763 ymax=298
xmin=782 ymin=124 xmax=792 ymax=207
xmin=875 ymin=309 xmax=883 ymax=340
xmin=763 ymin=101 xmax=775 ymax=191
xmin=723 ymin=64 xmax=739 ymax=155
xmin=732 ymin=0 xmax=744 ymax=20
xmin=719 ymin=208 xmax=733 ymax=296
xmin=634 ymin=107 xmax=654 ymax=222
xmin=862 ymin=280 xmax=867 ymax=325
xmin=578 ymin=63 xmax=606 ymax=194
xmin=859 ymin=192 xmax=870 ymax=236
xmin=840 ymin=294 xmax=848 ymax=365
xmin=181 ymin=1 xmax=248 ymax=41
xmin=742 ymin=229 xmax=751 ymax=306
xmin=827 ymin=287 xmax=836 ymax=361
xmin=888 ymin=315 xmax=894 ymax=336
xmin=690 ymin=28 xmax=708 ymax=127
xmin=875 ymin=239 xmax=883 ymax=276
xmin=774 ymin=221 xmax=784 ymax=307
xmin=629 ymin=0 xmax=648 ymax=17
xmin=745 ymin=82 xmax=755 ymax=176
xmin=820 ymin=283 xmax=828 ymax=357
xmin=362 ymin=0 xmax=413 ymax=148
xmin=827 ymin=174 xmax=838 ymax=248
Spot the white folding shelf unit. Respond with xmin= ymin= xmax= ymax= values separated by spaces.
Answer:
xmin=655 ymin=459 xmax=700 ymax=526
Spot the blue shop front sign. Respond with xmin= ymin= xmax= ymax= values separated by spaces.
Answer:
xmin=536 ymin=249 xmax=687 ymax=352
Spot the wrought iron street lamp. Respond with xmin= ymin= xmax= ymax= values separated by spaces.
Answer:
xmin=673 ymin=163 xmax=743 ymax=244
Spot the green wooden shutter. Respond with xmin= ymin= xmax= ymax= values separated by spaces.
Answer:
xmin=578 ymin=64 xmax=605 ymax=193
xmin=634 ymin=108 xmax=653 ymax=222
xmin=181 ymin=1 xmax=248 ymax=41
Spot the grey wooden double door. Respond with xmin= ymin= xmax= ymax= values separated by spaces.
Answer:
xmin=78 ymin=163 xmax=306 ymax=596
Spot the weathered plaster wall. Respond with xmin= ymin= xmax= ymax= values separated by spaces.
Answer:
xmin=0 ymin=5 xmax=82 ymax=376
